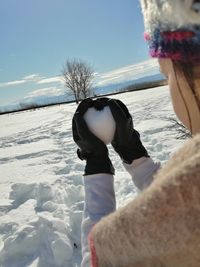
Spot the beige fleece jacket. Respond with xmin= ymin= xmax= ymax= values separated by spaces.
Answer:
xmin=91 ymin=134 xmax=200 ymax=267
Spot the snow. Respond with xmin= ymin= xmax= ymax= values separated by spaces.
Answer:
xmin=0 ymin=86 xmax=185 ymax=267
xmin=84 ymin=106 xmax=116 ymax=145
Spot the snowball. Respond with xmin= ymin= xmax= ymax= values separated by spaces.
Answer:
xmin=84 ymin=106 xmax=116 ymax=144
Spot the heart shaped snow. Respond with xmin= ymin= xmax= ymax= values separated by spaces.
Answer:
xmin=84 ymin=106 xmax=116 ymax=144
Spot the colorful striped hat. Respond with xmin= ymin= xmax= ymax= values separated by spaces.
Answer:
xmin=140 ymin=0 xmax=200 ymax=62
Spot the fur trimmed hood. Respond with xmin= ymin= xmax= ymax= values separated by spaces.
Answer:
xmin=90 ymin=134 xmax=200 ymax=267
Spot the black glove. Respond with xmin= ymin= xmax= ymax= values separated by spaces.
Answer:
xmin=72 ymin=98 xmax=114 ymax=175
xmin=108 ymin=99 xmax=149 ymax=164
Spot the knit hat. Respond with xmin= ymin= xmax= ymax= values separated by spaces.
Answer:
xmin=140 ymin=0 xmax=200 ymax=62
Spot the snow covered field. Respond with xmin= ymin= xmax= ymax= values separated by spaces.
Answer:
xmin=0 ymin=86 xmax=184 ymax=267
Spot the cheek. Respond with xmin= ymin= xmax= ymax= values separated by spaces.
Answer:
xmin=168 ymin=76 xmax=191 ymax=130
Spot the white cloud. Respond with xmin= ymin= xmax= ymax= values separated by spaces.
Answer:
xmin=0 ymin=80 xmax=26 ymax=88
xmin=96 ymin=59 xmax=159 ymax=86
xmin=24 ymin=74 xmax=45 ymax=82
xmin=0 ymin=73 xmax=44 ymax=88
xmin=37 ymin=76 xmax=64 ymax=85
xmin=0 ymin=73 xmax=64 ymax=88
xmin=26 ymin=87 xmax=65 ymax=98
xmin=0 ymin=59 xmax=159 ymax=90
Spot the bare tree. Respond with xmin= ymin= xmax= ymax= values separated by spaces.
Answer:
xmin=62 ymin=59 xmax=94 ymax=104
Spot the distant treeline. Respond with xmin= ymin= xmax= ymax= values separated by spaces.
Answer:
xmin=123 ymin=78 xmax=167 ymax=92
xmin=95 ymin=78 xmax=167 ymax=98
xmin=0 ymin=78 xmax=167 ymax=115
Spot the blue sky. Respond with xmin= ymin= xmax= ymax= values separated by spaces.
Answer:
xmin=0 ymin=0 xmax=155 ymax=105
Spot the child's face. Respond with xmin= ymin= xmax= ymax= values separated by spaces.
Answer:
xmin=159 ymin=58 xmax=200 ymax=135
